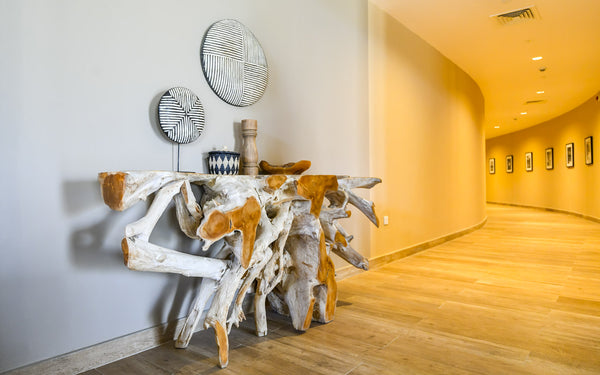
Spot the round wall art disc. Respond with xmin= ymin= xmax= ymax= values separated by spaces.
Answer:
xmin=201 ymin=19 xmax=268 ymax=107
xmin=158 ymin=87 xmax=205 ymax=144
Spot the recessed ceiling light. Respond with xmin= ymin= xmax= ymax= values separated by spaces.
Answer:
xmin=537 ymin=90 xmax=545 ymax=94
xmin=494 ymin=126 xmax=500 ymax=129
xmin=521 ymin=111 xmax=528 ymax=115
xmin=532 ymin=56 xmax=543 ymax=61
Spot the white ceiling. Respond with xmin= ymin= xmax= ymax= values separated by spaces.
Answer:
xmin=370 ymin=0 xmax=600 ymax=138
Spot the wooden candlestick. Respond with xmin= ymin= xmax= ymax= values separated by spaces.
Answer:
xmin=241 ymin=119 xmax=258 ymax=176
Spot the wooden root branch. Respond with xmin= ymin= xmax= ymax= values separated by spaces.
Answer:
xmin=98 ymin=171 xmax=380 ymax=368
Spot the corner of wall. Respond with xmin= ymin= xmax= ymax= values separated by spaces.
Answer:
xmin=485 ymin=95 xmax=600 ymax=219
xmin=367 ymin=4 xmax=486 ymax=259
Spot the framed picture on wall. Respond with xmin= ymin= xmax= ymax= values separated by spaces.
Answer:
xmin=585 ymin=136 xmax=593 ymax=165
xmin=506 ymin=155 xmax=513 ymax=173
xmin=545 ymin=148 xmax=554 ymax=170
xmin=489 ymin=158 xmax=495 ymax=174
xmin=525 ymin=152 xmax=533 ymax=172
xmin=566 ymin=142 xmax=574 ymax=168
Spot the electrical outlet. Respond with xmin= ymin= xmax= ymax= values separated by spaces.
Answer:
xmin=383 ymin=216 xmax=389 ymax=225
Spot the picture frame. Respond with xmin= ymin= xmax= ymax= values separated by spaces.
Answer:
xmin=566 ymin=142 xmax=574 ymax=168
xmin=506 ymin=155 xmax=513 ymax=173
xmin=489 ymin=158 xmax=495 ymax=174
xmin=585 ymin=136 xmax=593 ymax=165
xmin=525 ymin=152 xmax=533 ymax=172
xmin=545 ymin=148 xmax=554 ymax=170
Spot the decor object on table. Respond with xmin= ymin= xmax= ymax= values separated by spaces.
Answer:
xmin=506 ymin=155 xmax=513 ymax=173
xmin=201 ymin=19 xmax=268 ymax=107
xmin=489 ymin=158 xmax=495 ymax=174
xmin=585 ymin=136 xmax=593 ymax=165
xmin=566 ymin=142 xmax=574 ymax=168
xmin=98 ymin=171 xmax=381 ymax=369
xmin=525 ymin=152 xmax=533 ymax=172
xmin=241 ymin=119 xmax=258 ymax=175
xmin=260 ymin=160 xmax=311 ymax=175
xmin=208 ymin=150 xmax=240 ymax=175
xmin=545 ymin=148 xmax=554 ymax=170
xmin=158 ymin=87 xmax=205 ymax=144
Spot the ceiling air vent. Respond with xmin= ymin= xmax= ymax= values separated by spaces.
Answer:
xmin=491 ymin=6 xmax=540 ymax=25
xmin=525 ymin=99 xmax=547 ymax=105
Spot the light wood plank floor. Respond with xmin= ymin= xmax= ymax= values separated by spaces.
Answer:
xmin=83 ymin=204 xmax=600 ymax=374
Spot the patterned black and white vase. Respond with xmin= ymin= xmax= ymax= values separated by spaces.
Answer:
xmin=208 ymin=151 xmax=240 ymax=175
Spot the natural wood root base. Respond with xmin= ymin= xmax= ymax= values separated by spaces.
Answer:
xmin=259 ymin=160 xmax=311 ymax=175
xmin=99 ymin=171 xmax=381 ymax=368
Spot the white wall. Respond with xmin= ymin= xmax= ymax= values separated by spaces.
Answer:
xmin=0 ymin=0 xmax=369 ymax=371
xmin=368 ymin=3 xmax=486 ymax=258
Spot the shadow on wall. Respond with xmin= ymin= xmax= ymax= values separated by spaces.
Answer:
xmin=149 ymin=89 xmax=172 ymax=144
xmin=233 ymin=121 xmax=243 ymax=152
xmin=150 ymin=274 xmax=200 ymax=335
xmin=64 ymin=179 xmax=128 ymax=270
xmin=62 ymin=179 xmax=206 ymax=327
xmin=147 ymin=204 xmax=207 ymax=327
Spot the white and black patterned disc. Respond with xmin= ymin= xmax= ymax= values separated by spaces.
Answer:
xmin=158 ymin=87 xmax=205 ymax=144
xmin=201 ymin=19 xmax=268 ymax=107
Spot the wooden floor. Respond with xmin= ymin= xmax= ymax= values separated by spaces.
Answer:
xmin=82 ymin=204 xmax=600 ymax=374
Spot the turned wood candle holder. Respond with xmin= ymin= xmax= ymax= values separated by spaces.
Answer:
xmin=241 ymin=119 xmax=258 ymax=176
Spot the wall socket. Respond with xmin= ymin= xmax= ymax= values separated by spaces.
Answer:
xmin=383 ymin=216 xmax=389 ymax=225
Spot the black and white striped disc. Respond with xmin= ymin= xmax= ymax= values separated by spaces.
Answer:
xmin=158 ymin=87 xmax=205 ymax=144
xmin=201 ymin=19 xmax=268 ymax=107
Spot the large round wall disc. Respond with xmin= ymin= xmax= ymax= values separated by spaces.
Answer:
xmin=201 ymin=19 xmax=268 ymax=107
xmin=158 ymin=87 xmax=205 ymax=144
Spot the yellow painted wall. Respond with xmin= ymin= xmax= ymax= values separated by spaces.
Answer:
xmin=368 ymin=3 xmax=486 ymax=258
xmin=486 ymin=96 xmax=600 ymax=219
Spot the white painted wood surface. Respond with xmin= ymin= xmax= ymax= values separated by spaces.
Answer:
xmin=99 ymin=171 xmax=381 ymax=368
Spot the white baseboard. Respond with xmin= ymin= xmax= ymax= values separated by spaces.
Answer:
xmin=335 ymin=216 xmax=488 ymax=280
xmin=4 ymin=318 xmax=188 ymax=375
xmin=487 ymin=201 xmax=600 ymax=223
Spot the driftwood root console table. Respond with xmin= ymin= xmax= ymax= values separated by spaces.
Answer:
xmin=98 ymin=171 xmax=380 ymax=368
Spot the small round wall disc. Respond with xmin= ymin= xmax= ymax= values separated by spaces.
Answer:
xmin=158 ymin=87 xmax=205 ymax=144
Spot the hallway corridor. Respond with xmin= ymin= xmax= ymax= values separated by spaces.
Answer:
xmin=85 ymin=204 xmax=600 ymax=374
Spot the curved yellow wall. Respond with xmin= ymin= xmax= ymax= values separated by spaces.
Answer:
xmin=368 ymin=3 xmax=486 ymax=258
xmin=486 ymin=96 xmax=600 ymax=219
